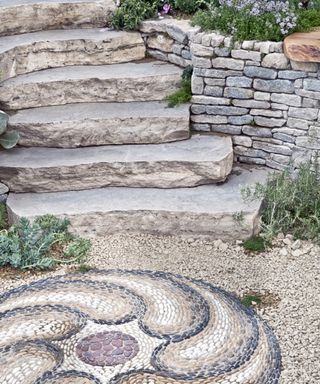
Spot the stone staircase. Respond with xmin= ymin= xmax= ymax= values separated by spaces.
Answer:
xmin=0 ymin=0 xmax=267 ymax=240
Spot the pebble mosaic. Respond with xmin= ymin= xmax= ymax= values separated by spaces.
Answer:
xmin=0 ymin=270 xmax=281 ymax=384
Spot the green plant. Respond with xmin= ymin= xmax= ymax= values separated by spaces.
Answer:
xmin=0 ymin=111 xmax=19 ymax=149
xmin=0 ymin=203 xmax=7 ymax=230
xmin=75 ymin=264 xmax=93 ymax=273
xmin=241 ymin=294 xmax=262 ymax=308
xmin=192 ymin=0 xmax=320 ymax=42
xmin=242 ymin=158 xmax=320 ymax=243
xmin=242 ymin=236 xmax=269 ymax=252
xmin=166 ymin=66 xmax=193 ymax=107
xmin=111 ymin=0 xmax=158 ymax=30
xmin=174 ymin=0 xmax=209 ymax=14
xmin=0 ymin=215 xmax=91 ymax=270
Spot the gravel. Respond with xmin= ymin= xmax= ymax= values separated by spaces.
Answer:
xmin=0 ymin=233 xmax=319 ymax=383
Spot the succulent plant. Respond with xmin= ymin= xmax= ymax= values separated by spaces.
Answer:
xmin=0 ymin=110 xmax=19 ymax=149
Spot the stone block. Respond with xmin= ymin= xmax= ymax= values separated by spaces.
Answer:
xmin=226 ymin=76 xmax=253 ymax=88
xmin=224 ymin=87 xmax=254 ymax=99
xmin=192 ymin=56 xmax=212 ymax=68
xmin=232 ymin=136 xmax=253 ymax=147
xmin=244 ymin=66 xmax=277 ymax=79
xmin=278 ymin=70 xmax=307 ymax=80
xmin=253 ymin=141 xmax=292 ymax=155
xmin=290 ymin=60 xmax=318 ymax=73
xmin=206 ymin=106 xmax=248 ymax=116
xmin=210 ymin=33 xmax=225 ymax=47
xmin=238 ymin=156 xmax=266 ymax=165
xmin=302 ymin=98 xmax=319 ymax=108
xmin=191 ymin=75 xmax=204 ymax=95
xmin=168 ymin=54 xmax=190 ymax=67
xmin=273 ymin=127 xmax=307 ymax=136
xmin=191 ymin=123 xmax=210 ymax=132
xmin=303 ymin=78 xmax=320 ymax=92
xmin=287 ymin=117 xmax=310 ymax=130
xmin=204 ymin=78 xmax=226 ymax=86
xmin=232 ymin=99 xmax=270 ymax=109
xmin=254 ymin=92 xmax=271 ymax=101
xmin=253 ymin=79 xmax=294 ymax=93
xmin=148 ymin=34 xmax=174 ymax=52
xmin=262 ymin=53 xmax=289 ymax=69
xmin=191 ymin=115 xmax=228 ymax=124
xmin=235 ymin=146 xmax=268 ymax=158
xmin=211 ymin=58 xmax=244 ymax=70
xmin=211 ymin=125 xmax=242 ymax=135
xmin=190 ymin=43 xmax=214 ymax=57
xmin=231 ymin=50 xmax=262 ymax=61
xmin=250 ymin=109 xmax=283 ymax=118
xmin=270 ymin=93 xmax=302 ymax=107
xmin=273 ymin=133 xmax=296 ymax=143
xmin=242 ymin=125 xmax=272 ymax=137
xmin=288 ymin=107 xmax=318 ymax=121
xmin=228 ymin=115 xmax=254 ymax=125
xmin=194 ymin=68 xmax=242 ymax=78
xmin=254 ymin=116 xmax=286 ymax=128
xmin=191 ymin=96 xmax=231 ymax=105
xmin=204 ymin=86 xmax=224 ymax=97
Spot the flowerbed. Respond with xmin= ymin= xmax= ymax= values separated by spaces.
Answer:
xmin=112 ymin=0 xmax=320 ymax=42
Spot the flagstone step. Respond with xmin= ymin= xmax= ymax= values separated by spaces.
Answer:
xmin=9 ymin=102 xmax=190 ymax=147
xmin=6 ymin=166 xmax=267 ymax=240
xmin=0 ymin=29 xmax=145 ymax=81
xmin=0 ymin=61 xmax=183 ymax=110
xmin=0 ymin=135 xmax=233 ymax=192
xmin=0 ymin=0 xmax=116 ymax=37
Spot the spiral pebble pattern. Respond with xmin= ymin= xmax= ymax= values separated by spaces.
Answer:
xmin=0 ymin=270 xmax=281 ymax=384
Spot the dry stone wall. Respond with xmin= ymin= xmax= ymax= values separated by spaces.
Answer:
xmin=140 ymin=19 xmax=320 ymax=170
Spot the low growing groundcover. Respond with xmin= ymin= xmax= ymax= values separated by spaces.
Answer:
xmin=112 ymin=0 xmax=320 ymax=42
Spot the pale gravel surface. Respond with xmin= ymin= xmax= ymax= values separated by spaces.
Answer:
xmin=0 ymin=233 xmax=319 ymax=383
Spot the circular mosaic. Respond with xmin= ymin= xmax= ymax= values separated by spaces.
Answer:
xmin=0 ymin=270 xmax=281 ymax=384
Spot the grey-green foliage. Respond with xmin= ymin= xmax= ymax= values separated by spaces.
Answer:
xmin=242 ymin=158 xmax=320 ymax=243
xmin=0 ymin=110 xmax=19 ymax=149
xmin=0 ymin=215 xmax=91 ymax=270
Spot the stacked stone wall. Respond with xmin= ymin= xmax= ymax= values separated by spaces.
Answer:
xmin=140 ymin=19 xmax=320 ymax=170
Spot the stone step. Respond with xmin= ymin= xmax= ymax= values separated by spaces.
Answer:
xmin=9 ymin=102 xmax=190 ymax=147
xmin=0 ymin=61 xmax=183 ymax=110
xmin=0 ymin=29 xmax=145 ymax=81
xmin=0 ymin=0 xmax=116 ymax=37
xmin=0 ymin=135 xmax=233 ymax=192
xmin=6 ymin=166 xmax=268 ymax=240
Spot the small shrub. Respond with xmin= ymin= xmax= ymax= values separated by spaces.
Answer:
xmin=111 ymin=0 xmax=159 ymax=30
xmin=0 ymin=215 xmax=91 ymax=270
xmin=242 ymin=158 xmax=320 ymax=243
xmin=241 ymin=294 xmax=262 ymax=308
xmin=242 ymin=236 xmax=269 ymax=253
xmin=173 ymin=0 xmax=209 ymax=15
xmin=75 ymin=264 xmax=93 ymax=273
xmin=166 ymin=65 xmax=193 ymax=107
xmin=0 ymin=204 xmax=7 ymax=230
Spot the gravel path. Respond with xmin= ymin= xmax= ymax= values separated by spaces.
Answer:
xmin=0 ymin=233 xmax=319 ymax=383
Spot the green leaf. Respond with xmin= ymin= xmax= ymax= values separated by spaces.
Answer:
xmin=0 ymin=111 xmax=9 ymax=135
xmin=0 ymin=130 xmax=19 ymax=149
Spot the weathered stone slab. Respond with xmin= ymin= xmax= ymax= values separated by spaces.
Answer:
xmin=9 ymin=102 xmax=190 ymax=147
xmin=0 ymin=29 xmax=145 ymax=81
xmin=284 ymin=32 xmax=320 ymax=63
xmin=0 ymin=0 xmax=116 ymax=36
xmin=0 ymin=135 xmax=233 ymax=192
xmin=0 ymin=61 xmax=183 ymax=110
xmin=6 ymin=166 xmax=268 ymax=240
